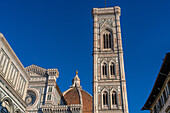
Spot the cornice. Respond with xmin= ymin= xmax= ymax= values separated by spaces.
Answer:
xmin=0 ymin=33 xmax=30 ymax=81
xmin=92 ymin=6 xmax=121 ymax=17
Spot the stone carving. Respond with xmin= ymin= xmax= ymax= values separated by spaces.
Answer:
xmin=26 ymin=65 xmax=46 ymax=76
xmin=26 ymin=65 xmax=59 ymax=78
xmin=13 ymin=104 xmax=17 ymax=110
xmin=116 ymin=57 xmax=118 ymax=62
xmin=118 ymin=86 xmax=120 ymax=92
xmin=1 ymin=92 xmax=5 ymax=100
xmin=111 ymin=86 xmax=118 ymax=92
xmin=99 ymin=18 xmax=114 ymax=28
xmin=98 ymin=58 xmax=100 ymax=63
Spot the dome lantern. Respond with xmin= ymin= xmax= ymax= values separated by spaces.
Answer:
xmin=71 ymin=70 xmax=81 ymax=88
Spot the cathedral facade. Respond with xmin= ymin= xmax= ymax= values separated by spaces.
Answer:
xmin=0 ymin=6 xmax=129 ymax=113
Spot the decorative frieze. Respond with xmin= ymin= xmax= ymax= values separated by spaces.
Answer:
xmin=42 ymin=104 xmax=82 ymax=113
xmin=99 ymin=18 xmax=115 ymax=28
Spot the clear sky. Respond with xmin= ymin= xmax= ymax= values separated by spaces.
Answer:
xmin=0 ymin=0 xmax=170 ymax=113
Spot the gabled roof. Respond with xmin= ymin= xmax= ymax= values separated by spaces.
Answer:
xmin=26 ymin=64 xmax=67 ymax=104
xmin=142 ymin=53 xmax=170 ymax=110
xmin=26 ymin=64 xmax=47 ymax=76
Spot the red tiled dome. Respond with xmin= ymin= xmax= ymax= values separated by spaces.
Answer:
xmin=63 ymin=88 xmax=92 ymax=113
xmin=80 ymin=89 xmax=93 ymax=113
xmin=63 ymin=88 xmax=80 ymax=105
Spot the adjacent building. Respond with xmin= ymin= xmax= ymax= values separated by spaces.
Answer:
xmin=142 ymin=53 xmax=170 ymax=113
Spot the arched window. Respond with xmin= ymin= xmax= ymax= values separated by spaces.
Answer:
xmin=112 ymin=91 xmax=117 ymax=106
xmin=102 ymin=63 xmax=107 ymax=77
xmin=110 ymin=63 xmax=115 ymax=76
xmin=103 ymin=91 xmax=108 ymax=106
xmin=103 ymin=34 xmax=106 ymax=49
xmin=1 ymin=99 xmax=12 ymax=113
xmin=103 ymin=32 xmax=112 ymax=49
xmin=48 ymin=87 xmax=52 ymax=92
xmin=109 ymin=34 xmax=111 ymax=48
xmin=47 ymin=95 xmax=51 ymax=100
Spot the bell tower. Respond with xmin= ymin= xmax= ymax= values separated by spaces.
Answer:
xmin=92 ymin=6 xmax=129 ymax=113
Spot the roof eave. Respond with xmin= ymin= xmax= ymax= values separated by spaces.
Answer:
xmin=142 ymin=52 xmax=170 ymax=110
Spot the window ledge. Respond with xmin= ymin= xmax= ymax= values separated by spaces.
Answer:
xmin=102 ymin=105 xmax=109 ymax=109
xmin=111 ymin=105 xmax=118 ymax=109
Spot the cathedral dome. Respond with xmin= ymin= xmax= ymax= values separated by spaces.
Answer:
xmin=63 ymin=71 xmax=92 ymax=113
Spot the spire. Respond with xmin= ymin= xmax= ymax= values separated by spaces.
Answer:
xmin=71 ymin=70 xmax=81 ymax=88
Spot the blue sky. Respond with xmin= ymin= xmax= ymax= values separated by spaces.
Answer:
xmin=0 ymin=0 xmax=170 ymax=113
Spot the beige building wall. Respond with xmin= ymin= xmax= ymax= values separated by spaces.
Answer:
xmin=150 ymin=78 xmax=170 ymax=113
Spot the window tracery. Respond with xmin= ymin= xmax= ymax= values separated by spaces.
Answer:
xmin=48 ymin=87 xmax=52 ymax=92
xmin=103 ymin=91 xmax=108 ymax=106
xmin=102 ymin=63 xmax=107 ymax=78
xmin=47 ymin=95 xmax=51 ymax=100
xmin=110 ymin=62 xmax=115 ymax=76
xmin=111 ymin=91 xmax=117 ymax=106
xmin=102 ymin=31 xmax=112 ymax=50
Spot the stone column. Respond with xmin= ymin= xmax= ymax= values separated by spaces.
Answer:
xmin=115 ymin=7 xmax=129 ymax=113
xmin=93 ymin=11 xmax=99 ymax=113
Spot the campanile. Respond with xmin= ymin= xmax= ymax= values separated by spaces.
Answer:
xmin=92 ymin=6 xmax=129 ymax=113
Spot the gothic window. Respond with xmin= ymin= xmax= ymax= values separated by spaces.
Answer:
xmin=47 ymin=94 xmax=51 ymax=100
xmin=112 ymin=91 xmax=117 ymax=106
xmin=109 ymin=34 xmax=111 ymax=48
xmin=102 ymin=63 xmax=107 ymax=77
xmin=110 ymin=63 xmax=115 ymax=76
xmin=48 ymin=87 xmax=52 ymax=92
xmin=103 ymin=91 xmax=108 ymax=106
xmin=103 ymin=32 xmax=112 ymax=49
